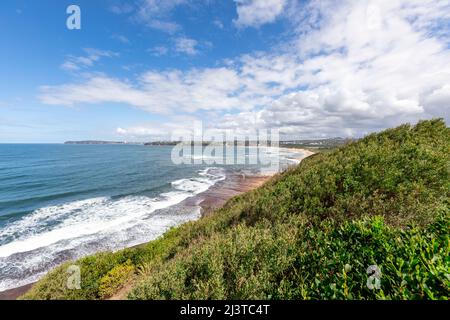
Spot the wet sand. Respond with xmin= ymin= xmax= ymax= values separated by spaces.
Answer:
xmin=0 ymin=283 xmax=33 ymax=300
xmin=186 ymin=173 xmax=272 ymax=217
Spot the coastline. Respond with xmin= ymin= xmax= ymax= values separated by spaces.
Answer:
xmin=0 ymin=148 xmax=313 ymax=300
xmin=190 ymin=173 xmax=272 ymax=217
xmin=0 ymin=283 xmax=34 ymax=300
xmin=0 ymin=174 xmax=272 ymax=300
xmin=279 ymin=147 xmax=316 ymax=158
xmin=191 ymin=147 xmax=314 ymax=217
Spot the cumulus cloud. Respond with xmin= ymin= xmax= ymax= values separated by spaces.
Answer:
xmin=149 ymin=38 xmax=210 ymax=57
xmin=148 ymin=45 xmax=169 ymax=56
xmin=267 ymin=0 xmax=450 ymax=135
xmin=213 ymin=19 xmax=224 ymax=29
xmin=39 ymin=67 xmax=269 ymax=114
xmin=116 ymin=125 xmax=172 ymax=138
xmin=225 ymin=0 xmax=450 ymax=137
xmin=110 ymin=2 xmax=134 ymax=15
xmin=174 ymin=37 xmax=199 ymax=55
xmin=60 ymin=48 xmax=118 ymax=71
xmin=42 ymin=0 xmax=450 ymax=138
xmin=39 ymin=76 xmax=163 ymax=111
xmin=135 ymin=0 xmax=187 ymax=33
xmin=139 ymin=0 xmax=186 ymax=14
xmin=111 ymin=34 xmax=131 ymax=44
xmin=116 ymin=116 xmax=200 ymax=140
xmin=233 ymin=0 xmax=288 ymax=28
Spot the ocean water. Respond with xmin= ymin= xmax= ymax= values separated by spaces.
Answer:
xmin=0 ymin=144 xmax=303 ymax=291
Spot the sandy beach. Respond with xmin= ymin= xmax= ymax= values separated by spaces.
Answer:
xmin=0 ymin=283 xmax=33 ymax=300
xmin=280 ymin=147 xmax=316 ymax=158
xmin=186 ymin=173 xmax=271 ymax=216
xmin=192 ymin=147 xmax=314 ymax=216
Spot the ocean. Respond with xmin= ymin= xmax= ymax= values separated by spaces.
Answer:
xmin=0 ymin=144 xmax=303 ymax=291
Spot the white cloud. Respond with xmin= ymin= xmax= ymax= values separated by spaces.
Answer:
xmin=423 ymin=85 xmax=450 ymax=116
xmin=39 ymin=76 xmax=163 ymax=111
xmin=136 ymin=0 xmax=187 ymax=33
xmin=39 ymin=67 xmax=266 ymax=114
xmin=230 ymin=0 xmax=450 ymax=136
xmin=116 ymin=115 xmax=200 ymax=139
xmin=111 ymin=0 xmax=186 ymax=33
xmin=42 ymin=0 xmax=450 ymax=138
xmin=213 ymin=19 xmax=224 ymax=29
xmin=146 ymin=20 xmax=181 ymax=34
xmin=111 ymin=34 xmax=131 ymax=44
xmin=148 ymin=45 xmax=169 ymax=56
xmin=174 ymin=37 xmax=199 ymax=55
xmin=60 ymin=48 xmax=118 ymax=72
xmin=116 ymin=127 xmax=128 ymax=135
xmin=139 ymin=0 xmax=186 ymax=14
xmin=110 ymin=3 xmax=134 ymax=15
xmin=217 ymin=0 xmax=450 ymax=137
xmin=275 ymin=0 xmax=450 ymax=135
xmin=234 ymin=0 xmax=288 ymax=28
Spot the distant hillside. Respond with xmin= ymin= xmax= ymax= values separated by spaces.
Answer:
xmin=144 ymin=141 xmax=180 ymax=146
xmin=24 ymin=119 xmax=449 ymax=300
xmin=64 ymin=141 xmax=142 ymax=145
xmin=281 ymin=137 xmax=351 ymax=150
xmin=64 ymin=141 xmax=125 ymax=145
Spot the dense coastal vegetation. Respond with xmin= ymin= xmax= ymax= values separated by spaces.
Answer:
xmin=22 ymin=119 xmax=449 ymax=300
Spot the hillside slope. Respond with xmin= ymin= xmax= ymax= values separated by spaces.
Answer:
xmin=23 ymin=119 xmax=449 ymax=300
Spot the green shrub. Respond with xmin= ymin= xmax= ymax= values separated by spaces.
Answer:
xmin=129 ymin=212 xmax=449 ymax=300
xmin=99 ymin=260 xmax=135 ymax=299
xmin=21 ymin=228 xmax=183 ymax=300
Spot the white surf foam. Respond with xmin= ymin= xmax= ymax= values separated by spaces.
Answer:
xmin=172 ymin=167 xmax=226 ymax=194
xmin=0 ymin=167 xmax=225 ymax=291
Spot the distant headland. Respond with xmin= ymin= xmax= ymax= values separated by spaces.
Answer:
xmin=64 ymin=141 xmax=142 ymax=145
xmin=64 ymin=138 xmax=350 ymax=149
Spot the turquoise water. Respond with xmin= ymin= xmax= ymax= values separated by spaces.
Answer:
xmin=0 ymin=144 xmax=302 ymax=291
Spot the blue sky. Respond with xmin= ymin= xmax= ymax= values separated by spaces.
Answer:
xmin=1 ymin=0 xmax=450 ymax=143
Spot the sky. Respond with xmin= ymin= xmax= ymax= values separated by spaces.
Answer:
xmin=0 ymin=0 xmax=449 ymax=143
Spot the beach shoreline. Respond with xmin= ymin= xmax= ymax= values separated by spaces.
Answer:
xmin=0 ymin=174 xmax=271 ymax=301
xmin=279 ymin=147 xmax=316 ymax=158
xmin=0 ymin=148 xmax=313 ymax=300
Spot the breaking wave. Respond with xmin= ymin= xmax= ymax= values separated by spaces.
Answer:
xmin=0 ymin=167 xmax=225 ymax=291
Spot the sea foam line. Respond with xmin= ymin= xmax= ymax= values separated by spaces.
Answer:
xmin=0 ymin=168 xmax=225 ymax=259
